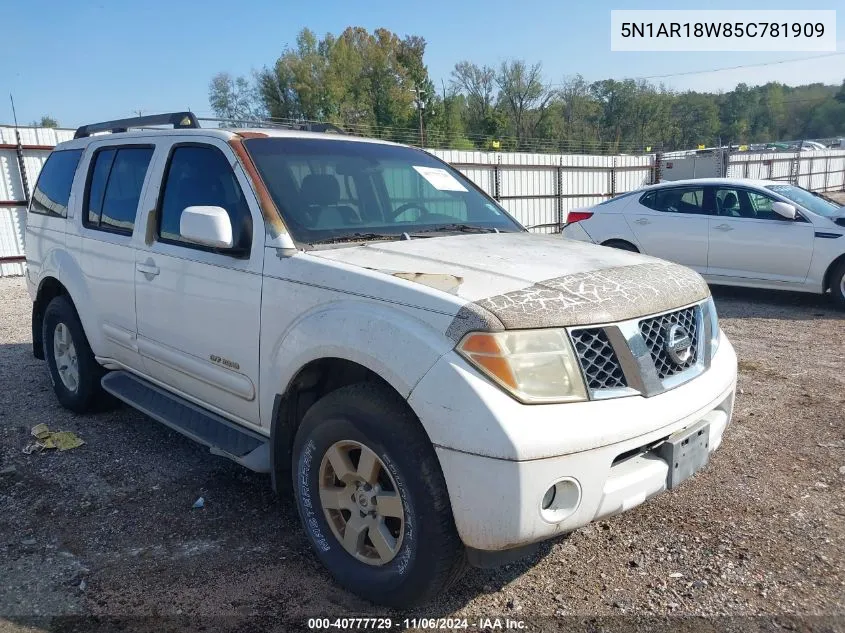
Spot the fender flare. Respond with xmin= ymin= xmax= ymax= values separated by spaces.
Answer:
xmin=263 ymin=300 xmax=456 ymax=490
xmin=264 ymin=299 xmax=454 ymax=404
xmin=36 ymin=248 xmax=102 ymax=354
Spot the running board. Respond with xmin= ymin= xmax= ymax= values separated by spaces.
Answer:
xmin=101 ymin=371 xmax=270 ymax=473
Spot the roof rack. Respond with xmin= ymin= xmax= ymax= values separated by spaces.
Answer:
xmin=73 ymin=112 xmax=200 ymax=139
xmin=298 ymin=122 xmax=345 ymax=134
xmin=196 ymin=117 xmax=346 ymax=135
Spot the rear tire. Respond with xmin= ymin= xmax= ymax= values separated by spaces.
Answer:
xmin=42 ymin=295 xmax=106 ymax=413
xmin=830 ymin=259 xmax=845 ymax=309
xmin=602 ymin=239 xmax=639 ymax=252
xmin=292 ymin=382 xmax=466 ymax=607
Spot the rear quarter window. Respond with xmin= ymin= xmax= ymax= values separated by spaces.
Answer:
xmin=639 ymin=191 xmax=657 ymax=210
xmin=30 ymin=149 xmax=83 ymax=218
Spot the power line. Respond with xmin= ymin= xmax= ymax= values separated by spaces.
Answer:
xmin=631 ymin=52 xmax=843 ymax=81
xmin=546 ymin=52 xmax=845 ymax=87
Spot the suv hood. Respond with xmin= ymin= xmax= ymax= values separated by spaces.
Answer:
xmin=310 ymin=233 xmax=710 ymax=336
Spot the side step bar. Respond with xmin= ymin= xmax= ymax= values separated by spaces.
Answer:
xmin=101 ymin=371 xmax=270 ymax=473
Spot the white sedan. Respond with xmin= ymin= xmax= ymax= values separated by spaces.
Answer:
xmin=562 ymin=178 xmax=845 ymax=307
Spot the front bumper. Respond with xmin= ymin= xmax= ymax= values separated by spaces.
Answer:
xmin=408 ymin=335 xmax=737 ymax=552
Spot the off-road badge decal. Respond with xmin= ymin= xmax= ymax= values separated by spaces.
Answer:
xmin=210 ymin=354 xmax=240 ymax=370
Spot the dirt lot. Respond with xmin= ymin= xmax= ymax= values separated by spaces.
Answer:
xmin=825 ymin=192 xmax=845 ymax=206
xmin=1 ymin=276 xmax=843 ymax=632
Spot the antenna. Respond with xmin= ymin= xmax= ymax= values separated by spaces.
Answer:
xmin=10 ymin=93 xmax=19 ymax=126
xmin=9 ymin=94 xmax=31 ymax=203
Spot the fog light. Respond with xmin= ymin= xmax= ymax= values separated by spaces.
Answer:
xmin=540 ymin=478 xmax=582 ymax=523
xmin=541 ymin=486 xmax=556 ymax=510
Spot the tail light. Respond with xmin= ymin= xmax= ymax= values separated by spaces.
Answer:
xmin=566 ymin=210 xmax=593 ymax=224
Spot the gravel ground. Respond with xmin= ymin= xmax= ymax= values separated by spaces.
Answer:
xmin=1 ymin=276 xmax=843 ymax=633
xmin=824 ymin=192 xmax=845 ymax=206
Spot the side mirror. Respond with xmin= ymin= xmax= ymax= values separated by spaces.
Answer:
xmin=179 ymin=206 xmax=233 ymax=248
xmin=771 ymin=201 xmax=797 ymax=220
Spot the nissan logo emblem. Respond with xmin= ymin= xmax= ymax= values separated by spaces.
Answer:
xmin=665 ymin=324 xmax=693 ymax=365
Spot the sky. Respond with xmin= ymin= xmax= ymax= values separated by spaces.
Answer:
xmin=3 ymin=0 xmax=843 ymax=128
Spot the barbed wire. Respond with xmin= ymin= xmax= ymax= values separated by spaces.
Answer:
xmin=196 ymin=114 xmax=663 ymax=155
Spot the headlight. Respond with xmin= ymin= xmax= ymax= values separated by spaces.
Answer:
xmin=702 ymin=297 xmax=721 ymax=358
xmin=456 ymin=329 xmax=588 ymax=404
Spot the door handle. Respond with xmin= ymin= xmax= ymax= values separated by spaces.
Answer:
xmin=136 ymin=260 xmax=160 ymax=277
xmin=713 ymin=224 xmax=734 ymax=232
xmin=634 ymin=218 xmax=651 ymax=225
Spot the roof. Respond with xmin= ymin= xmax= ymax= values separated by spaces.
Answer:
xmin=53 ymin=126 xmax=402 ymax=152
xmin=649 ymin=177 xmax=782 ymax=188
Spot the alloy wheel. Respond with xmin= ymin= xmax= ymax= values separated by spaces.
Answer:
xmin=53 ymin=323 xmax=79 ymax=393
xmin=318 ymin=440 xmax=405 ymax=565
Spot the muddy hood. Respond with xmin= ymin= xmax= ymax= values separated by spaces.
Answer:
xmin=310 ymin=233 xmax=710 ymax=331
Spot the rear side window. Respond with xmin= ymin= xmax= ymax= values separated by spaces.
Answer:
xmin=85 ymin=146 xmax=154 ymax=234
xmin=158 ymin=145 xmax=252 ymax=252
xmin=641 ymin=187 xmax=710 ymax=215
xmin=639 ymin=191 xmax=657 ymax=210
xmin=30 ymin=149 xmax=83 ymax=218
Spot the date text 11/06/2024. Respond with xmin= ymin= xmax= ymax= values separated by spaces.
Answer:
xmin=307 ymin=617 xmax=527 ymax=630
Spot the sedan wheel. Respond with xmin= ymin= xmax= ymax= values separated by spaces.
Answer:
xmin=830 ymin=259 xmax=845 ymax=309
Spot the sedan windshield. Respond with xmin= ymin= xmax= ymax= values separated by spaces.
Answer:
xmin=766 ymin=184 xmax=842 ymax=218
xmin=244 ymin=138 xmax=522 ymax=244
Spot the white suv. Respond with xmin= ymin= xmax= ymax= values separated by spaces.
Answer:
xmin=25 ymin=113 xmax=737 ymax=607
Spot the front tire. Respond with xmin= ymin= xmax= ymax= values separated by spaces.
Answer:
xmin=292 ymin=382 xmax=466 ymax=607
xmin=42 ymin=296 xmax=105 ymax=413
xmin=830 ymin=259 xmax=845 ymax=309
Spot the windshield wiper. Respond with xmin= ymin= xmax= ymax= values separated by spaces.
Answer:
xmin=312 ymin=232 xmax=400 ymax=245
xmin=409 ymin=224 xmax=500 ymax=235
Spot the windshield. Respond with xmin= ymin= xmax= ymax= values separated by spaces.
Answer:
xmin=766 ymin=184 xmax=842 ymax=218
xmin=244 ymin=138 xmax=522 ymax=244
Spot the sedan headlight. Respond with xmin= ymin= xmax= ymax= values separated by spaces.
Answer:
xmin=702 ymin=297 xmax=721 ymax=358
xmin=456 ymin=329 xmax=588 ymax=403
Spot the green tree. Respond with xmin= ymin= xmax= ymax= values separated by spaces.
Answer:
xmin=719 ymin=83 xmax=755 ymax=143
xmin=32 ymin=115 xmax=59 ymax=128
xmin=629 ymin=82 xmax=666 ymax=150
xmin=803 ymin=100 xmax=845 ymax=138
xmin=496 ymin=60 xmax=555 ymax=148
xmin=590 ymin=79 xmax=637 ymax=149
xmin=450 ymin=61 xmax=499 ymax=137
xmin=672 ymin=92 xmax=719 ymax=148
xmin=426 ymin=82 xmax=471 ymax=149
xmin=753 ymin=83 xmax=786 ymax=141
xmin=252 ymin=27 xmax=428 ymax=139
xmin=208 ymin=73 xmax=262 ymax=125
xmin=210 ymin=26 xmax=844 ymax=152
xmin=555 ymin=74 xmax=600 ymax=148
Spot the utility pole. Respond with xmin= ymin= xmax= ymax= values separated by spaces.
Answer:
xmin=412 ymin=87 xmax=426 ymax=147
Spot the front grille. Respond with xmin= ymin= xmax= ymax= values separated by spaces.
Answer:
xmin=639 ymin=306 xmax=699 ymax=379
xmin=570 ymin=328 xmax=627 ymax=390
